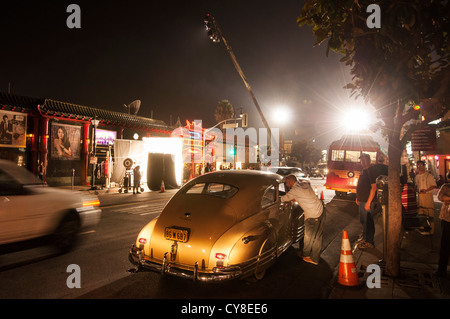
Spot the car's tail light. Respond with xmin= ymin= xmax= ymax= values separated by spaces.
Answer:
xmin=138 ymin=238 xmax=147 ymax=244
xmin=215 ymin=253 xmax=226 ymax=268
xmin=82 ymin=199 xmax=100 ymax=207
xmin=215 ymin=253 xmax=226 ymax=260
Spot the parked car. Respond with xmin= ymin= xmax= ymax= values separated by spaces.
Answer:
xmin=129 ymin=170 xmax=304 ymax=282
xmin=0 ymin=160 xmax=101 ymax=254
xmin=266 ymin=166 xmax=309 ymax=181
xmin=309 ymin=167 xmax=320 ymax=177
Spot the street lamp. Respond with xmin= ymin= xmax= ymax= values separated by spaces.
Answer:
xmin=91 ymin=117 xmax=100 ymax=190
xmin=272 ymin=105 xmax=291 ymax=125
xmin=272 ymin=105 xmax=291 ymax=165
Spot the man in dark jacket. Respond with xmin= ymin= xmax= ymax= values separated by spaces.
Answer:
xmin=356 ymin=153 xmax=388 ymax=249
xmin=133 ymin=165 xmax=142 ymax=194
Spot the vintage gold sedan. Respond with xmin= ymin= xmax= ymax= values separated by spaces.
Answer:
xmin=128 ymin=170 xmax=304 ymax=282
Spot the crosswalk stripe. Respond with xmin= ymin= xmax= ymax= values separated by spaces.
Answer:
xmin=111 ymin=202 xmax=166 ymax=215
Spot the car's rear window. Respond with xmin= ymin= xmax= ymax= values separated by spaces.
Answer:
xmin=184 ymin=182 xmax=238 ymax=199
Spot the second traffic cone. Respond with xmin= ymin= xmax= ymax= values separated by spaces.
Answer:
xmin=338 ymin=230 xmax=359 ymax=287
xmin=314 ymin=186 xmax=318 ymax=196
xmin=160 ymin=180 xmax=165 ymax=193
xmin=320 ymin=190 xmax=324 ymax=201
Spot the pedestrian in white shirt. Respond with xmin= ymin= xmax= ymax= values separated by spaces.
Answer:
xmin=414 ymin=160 xmax=437 ymax=235
xmin=437 ymin=173 xmax=450 ymax=277
xmin=281 ymin=175 xmax=325 ymax=265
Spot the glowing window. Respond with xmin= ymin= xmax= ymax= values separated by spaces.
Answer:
xmin=345 ymin=151 xmax=361 ymax=163
xmin=331 ymin=150 xmax=345 ymax=161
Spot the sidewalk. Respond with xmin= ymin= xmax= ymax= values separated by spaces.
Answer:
xmin=328 ymin=198 xmax=450 ymax=299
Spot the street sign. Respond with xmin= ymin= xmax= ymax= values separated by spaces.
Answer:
xmin=411 ymin=126 xmax=436 ymax=152
xmin=223 ymin=123 xmax=238 ymax=129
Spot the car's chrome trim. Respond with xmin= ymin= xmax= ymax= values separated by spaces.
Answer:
xmin=129 ymin=245 xmax=243 ymax=282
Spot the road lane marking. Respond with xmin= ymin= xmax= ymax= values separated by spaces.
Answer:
xmin=79 ymin=230 xmax=96 ymax=235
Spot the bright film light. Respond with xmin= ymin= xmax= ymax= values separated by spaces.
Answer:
xmin=272 ymin=105 xmax=291 ymax=124
xmin=341 ymin=108 xmax=371 ymax=132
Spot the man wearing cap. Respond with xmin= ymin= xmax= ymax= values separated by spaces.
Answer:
xmin=281 ymin=175 xmax=325 ymax=265
xmin=356 ymin=153 xmax=388 ymax=249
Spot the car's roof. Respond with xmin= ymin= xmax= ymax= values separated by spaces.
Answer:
xmin=188 ymin=170 xmax=282 ymax=188
xmin=176 ymin=170 xmax=283 ymax=221
xmin=268 ymin=166 xmax=303 ymax=171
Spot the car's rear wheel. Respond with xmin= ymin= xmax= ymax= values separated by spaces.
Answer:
xmin=53 ymin=212 xmax=81 ymax=254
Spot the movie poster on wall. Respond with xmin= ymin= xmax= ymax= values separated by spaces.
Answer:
xmin=51 ymin=123 xmax=81 ymax=160
xmin=0 ymin=110 xmax=27 ymax=148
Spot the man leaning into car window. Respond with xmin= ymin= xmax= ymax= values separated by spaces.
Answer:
xmin=281 ymin=175 xmax=325 ymax=265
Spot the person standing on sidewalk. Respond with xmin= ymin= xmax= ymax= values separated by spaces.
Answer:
xmin=415 ymin=160 xmax=437 ymax=235
xmin=355 ymin=153 xmax=387 ymax=249
xmin=437 ymin=172 xmax=450 ymax=277
xmin=281 ymin=174 xmax=325 ymax=265
xmin=133 ymin=165 xmax=142 ymax=194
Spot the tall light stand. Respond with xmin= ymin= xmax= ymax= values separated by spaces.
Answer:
xmin=90 ymin=118 xmax=100 ymax=190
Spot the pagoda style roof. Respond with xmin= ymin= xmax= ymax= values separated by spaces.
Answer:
xmin=0 ymin=92 xmax=171 ymax=133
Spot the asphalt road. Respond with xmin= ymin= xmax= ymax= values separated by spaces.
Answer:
xmin=0 ymin=178 xmax=361 ymax=300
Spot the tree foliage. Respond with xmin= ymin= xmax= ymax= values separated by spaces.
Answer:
xmin=214 ymin=99 xmax=235 ymax=125
xmin=298 ymin=0 xmax=449 ymax=276
xmin=291 ymin=139 xmax=323 ymax=166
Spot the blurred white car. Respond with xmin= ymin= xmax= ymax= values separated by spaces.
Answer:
xmin=0 ymin=160 xmax=101 ymax=254
xmin=266 ymin=166 xmax=309 ymax=182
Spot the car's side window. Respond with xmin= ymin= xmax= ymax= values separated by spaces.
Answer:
xmin=261 ymin=185 xmax=276 ymax=208
xmin=0 ymin=169 xmax=23 ymax=196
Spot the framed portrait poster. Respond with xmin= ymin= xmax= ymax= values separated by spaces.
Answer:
xmin=0 ymin=110 xmax=27 ymax=148
xmin=51 ymin=123 xmax=81 ymax=160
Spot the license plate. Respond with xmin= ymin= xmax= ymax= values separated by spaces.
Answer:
xmin=165 ymin=227 xmax=189 ymax=242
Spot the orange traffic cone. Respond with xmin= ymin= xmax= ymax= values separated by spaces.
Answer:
xmin=338 ymin=230 xmax=360 ymax=287
xmin=160 ymin=180 xmax=165 ymax=193
xmin=314 ymin=186 xmax=318 ymax=196
xmin=320 ymin=190 xmax=324 ymax=201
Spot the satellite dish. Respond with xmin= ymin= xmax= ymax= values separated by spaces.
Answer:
xmin=124 ymin=100 xmax=141 ymax=115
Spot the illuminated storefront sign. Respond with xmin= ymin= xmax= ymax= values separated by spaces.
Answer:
xmin=95 ymin=129 xmax=117 ymax=146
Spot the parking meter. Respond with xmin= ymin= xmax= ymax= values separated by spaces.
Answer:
xmin=376 ymin=175 xmax=388 ymax=261
xmin=376 ymin=175 xmax=389 ymax=204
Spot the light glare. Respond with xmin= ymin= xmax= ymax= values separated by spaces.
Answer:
xmin=341 ymin=108 xmax=371 ymax=132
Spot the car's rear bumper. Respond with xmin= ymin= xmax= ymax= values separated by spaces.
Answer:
xmin=128 ymin=244 xmax=242 ymax=282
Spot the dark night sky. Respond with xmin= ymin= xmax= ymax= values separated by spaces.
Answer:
xmin=0 ymin=0 xmax=366 ymax=148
